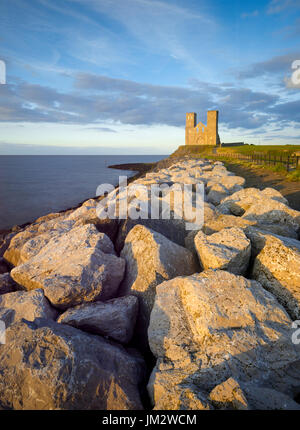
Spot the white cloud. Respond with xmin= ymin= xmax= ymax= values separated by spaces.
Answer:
xmin=267 ymin=0 xmax=300 ymax=14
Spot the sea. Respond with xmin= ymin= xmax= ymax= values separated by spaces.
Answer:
xmin=0 ymin=155 xmax=166 ymax=231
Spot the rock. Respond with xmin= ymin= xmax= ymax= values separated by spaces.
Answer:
xmin=151 ymin=384 xmax=212 ymax=410
xmin=207 ymin=175 xmax=245 ymax=194
xmin=148 ymin=270 xmax=300 ymax=408
xmin=194 ymin=228 xmax=251 ymax=275
xmin=35 ymin=212 xmax=63 ymax=223
xmin=4 ymin=216 xmax=74 ymax=266
xmin=11 ymin=225 xmax=125 ymax=310
xmin=16 ymin=220 xmax=77 ymax=264
xmin=58 ymin=296 xmax=138 ymax=344
xmin=0 ymin=308 xmax=15 ymax=328
xmin=202 ymin=214 xmax=255 ymax=235
xmin=207 ymin=184 xmax=230 ymax=206
xmin=243 ymin=198 xmax=300 ymax=236
xmin=251 ymin=231 xmax=300 ymax=319
xmin=0 ymin=232 xmax=16 ymax=258
xmin=119 ymin=225 xmax=198 ymax=348
xmin=0 ymin=273 xmax=17 ymax=295
xmin=116 ymin=217 xmax=190 ymax=253
xmin=218 ymin=188 xmax=288 ymax=216
xmin=0 ymin=318 xmax=145 ymax=410
xmin=0 ymin=289 xmax=57 ymax=323
xmin=242 ymin=385 xmax=300 ymax=410
xmin=209 ymin=378 xmax=249 ymax=410
xmin=261 ymin=188 xmax=289 ymax=204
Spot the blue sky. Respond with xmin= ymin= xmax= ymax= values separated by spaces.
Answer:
xmin=0 ymin=0 xmax=300 ymax=154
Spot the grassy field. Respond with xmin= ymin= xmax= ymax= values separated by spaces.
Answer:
xmin=217 ymin=144 xmax=300 ymax=157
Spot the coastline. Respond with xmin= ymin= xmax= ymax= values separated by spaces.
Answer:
xmin=0 ymin=160 xmax=161 ymax=237
xmin=1 ymin=152 xmax=300 ymax=410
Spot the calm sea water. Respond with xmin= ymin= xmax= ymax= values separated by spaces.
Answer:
xmin=0 ymin=155 xmax=166 ymax=231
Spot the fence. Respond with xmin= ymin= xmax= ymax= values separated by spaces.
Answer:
xmin=209 ymin=152 xmax=300 ymax=172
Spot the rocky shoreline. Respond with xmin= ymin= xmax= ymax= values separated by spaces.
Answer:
xmin=1 ymin=154 xmax=300 ymax=410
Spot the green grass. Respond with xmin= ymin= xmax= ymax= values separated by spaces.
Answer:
xmin=218 ymin=144 xmax=300 ymax=158
xmin=287 ymin=169 xmax=300 ymax=182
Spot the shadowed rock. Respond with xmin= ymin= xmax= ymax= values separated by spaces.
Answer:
xmin=58 ymin=295 xmax=138 ymax=344
xmin=119 ymin=225 xmax=198 ymax=349
xmin=0 ymin=318 xmax=145 ymax=410
xmin=0 ymin=273 xmax=18 ymax=295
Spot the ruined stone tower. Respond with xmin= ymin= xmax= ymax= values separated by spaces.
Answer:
xmin=185 ymin=110 xmax=220 ymax=146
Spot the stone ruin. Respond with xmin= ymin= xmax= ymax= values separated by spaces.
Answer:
xmin=185 ymin=110 xmax=221 ymax=146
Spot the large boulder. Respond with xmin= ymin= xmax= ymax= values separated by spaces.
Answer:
xmin=0 ymin=318 xmax=145 ymax=410
xmin=251 ymin=231 xmax=300 ymax=319
xmin=10 ymin=225 xmax=125 ymax=309
xmin=0 ymin=289 xmax=57 ymax=323
xmin=207 ymin=184 xmax=231 ymax=206
xmin=58 ymin=295 xmax=138 ymax=344
xmin=4 ymin=202 xmax=118 ymax=267
xmin=194 ymin=228 xmax=251 ymax=275
xmin=242 ymin=199 xmax=300 ymax=237
xmin=218 ymin=188 xmax=289 ymax=216
xmin=148 ymin=270 xmax=300 ymax=409
xmin=4 ymin=216 xmax=74 ymax=266
xmin=202 ymin=214 xmax=255 ymax=235
xmin=116 ymin=217 xmax=190 ymax=252
xmin=207 ymin=175 xmax=245 ymax=194
xmin=119 ymin=225 xmax=198 ymax=348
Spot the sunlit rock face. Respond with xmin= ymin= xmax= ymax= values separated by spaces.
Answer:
xmin=10 ymin=224 xmax=125 ymax=309
xmin=148 ymin=270 xmax=300 ymax=409
xmin=58 ymin=295 xmax=138 ymax=344
xmin=0 ymin=288 xmax=57 ymax=323
xmin=251 ymin=230 xmax=300 ymax=320
xmin=194 ymin=227 xmax=251 ymax=275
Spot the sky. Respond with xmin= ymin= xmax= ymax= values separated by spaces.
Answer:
xmin=0 ymin=0 xmax=300 ymax=154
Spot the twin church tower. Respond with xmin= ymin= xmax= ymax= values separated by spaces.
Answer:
xmin=185 ymin=110 xmax=220 ymax=146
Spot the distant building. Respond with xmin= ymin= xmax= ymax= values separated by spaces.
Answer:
xmin=185 ymin=110 xmax=220 ymax=146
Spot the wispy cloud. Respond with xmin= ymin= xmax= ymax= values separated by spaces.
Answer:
xmin=237 ymin=52 xmax=300 ymax=79
xmin=65 ymin=0 xmax=216 ymax=72
xmin=0 ymin=73 xmax=286 ymax=131
xmin=267 ymin=0 xmax=300 ymax=14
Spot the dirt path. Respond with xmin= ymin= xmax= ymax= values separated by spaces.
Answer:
xmin=224 ymin=161 xmax=300 ymax=211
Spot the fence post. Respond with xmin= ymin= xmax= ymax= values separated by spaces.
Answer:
xmin=287 ymin=155 xmax=290 ymax=172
